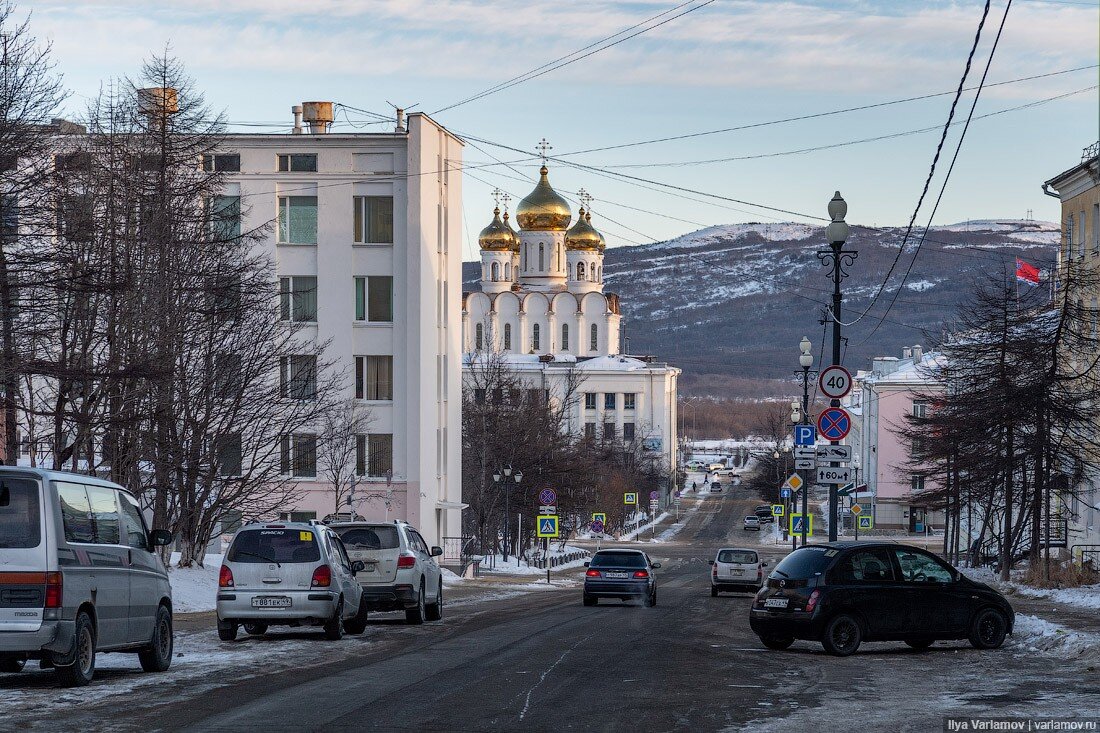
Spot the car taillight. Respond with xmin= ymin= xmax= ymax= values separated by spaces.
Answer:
xmin=44 ymin=572 xmax=62 ymax=608
xmin=712 ymin=566 xmax=718 ymax=577
xmin=633 ymin=570 xmax=649 ymax=578
xmin=397 ymin=554 xmax=416 ymax=569
xmin=311 ymin=565 xmax=332 ymax=587
xmin=219 ymin=565 xmax=234 ymax=588
xmin=805 ymin=589 xmax=821 ymax=612
xmin=585 ymin=569 xmax=601 ymax=577
xmin=758 ymin=568 xmax=763 ymax=579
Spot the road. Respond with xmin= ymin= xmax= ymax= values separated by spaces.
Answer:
xmin=4 ymin=490 xmax=1098 ymax=732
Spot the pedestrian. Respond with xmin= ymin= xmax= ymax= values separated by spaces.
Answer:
xmin=691 ymin=481 xmax=697 ymax=491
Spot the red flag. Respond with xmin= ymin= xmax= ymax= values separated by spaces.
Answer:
xmin=1016 ymin=258 xmax=1040 ymax=286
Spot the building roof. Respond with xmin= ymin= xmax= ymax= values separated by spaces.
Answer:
xmin=857 ymin=350 xmax=945 ymax=388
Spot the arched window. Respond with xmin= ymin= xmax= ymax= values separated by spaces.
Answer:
xmin=504 ymin=262 xmax=511 ymax=280
xmin=490 ymin=262 xmax=500 ymax=282
xmin=538 ymin=244 xmax=544 ymax=271
xmin=561 ymin=323 xmax=569 ymax=350
xmin=597 ymin=265 xmax=602 ymax=282
xmin=475 ymin=323 xmax=484 ymax=350
xmin=482 ymin=264 xmax=487 ymax=280
xmin=503 ymin=323 xmax=512 ymax=350
xmin=577 ymin=262 xmax=585 ymax=280
xmin=522 ymin=248 xmax=527 ymax=271
xmin=532 ymin=323 xmax=540 ymax=351
xmin=590 ymin=323 xmax=598 ymax=351
xmin=556 ymin=244 xmax=561 ymax=271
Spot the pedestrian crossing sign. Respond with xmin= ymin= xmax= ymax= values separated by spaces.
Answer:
xmin=592 ymin=513 xmax=607 ymax=525
xmin=624 ymin=492 xmax=637 ymax=505
xmin=790 ymin=513 xmax=813 ymax=536
xmin=858 ymin=515 xmax=873 ymax=530
xmin=771 ymin=504 xmax=784 ymax=517
xmin=537 ymin=515 xmax=560 ymax=538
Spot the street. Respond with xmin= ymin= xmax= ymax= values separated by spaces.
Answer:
xmin=2 ymin=490 xmax=1097 ymax=733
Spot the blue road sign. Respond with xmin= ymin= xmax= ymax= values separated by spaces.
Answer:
xmin=780 ymin=488 xmax=792 ymax=499
xmin=591 ymin=519 xmax=604 ymax=533
xmin=537 ymin=515 xmax=560 ymax=538
xmin=790 ymin=514 xmax=813 ymax=536
xmin=794 ymin=425 xmax=816 ymax=446
xmin=817 ymin=407 xmax=851 ymax=441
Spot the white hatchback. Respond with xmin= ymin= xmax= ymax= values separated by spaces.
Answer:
xmin=709 ymin=548 xmax=767 ymax=596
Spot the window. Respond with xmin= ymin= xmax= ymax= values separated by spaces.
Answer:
xmin=491 ymin=262 xmax=500 ymax=281
xmin=57 ymin=483 xmax=95 ymax=543
xmin=356 ymin=355 xmax=393 ymax=400
xmin=0 ymin=478 xmax=41 ymax=549
xmin=1080 ymin=210 xmax=1088 ymax=258
xmin=505 ymin=262 xmax=511 ymax=280
xmin=336 ymin=524 xmax=399 ymax=550
xmin=1093 ymin=203 xmax=1100 ymax=255
xmin=624 ymin=393 xmax=636 ymax=410
xmin=353 ymin=196 xmax=394 ymax=244
xmin=280 ymin=355 xmax=318 ymax=400
xmin=893 ymin=549 xmax=954 ymax=583
xmin=277 ymin=153 xmax=317 ymax=172
xmin=55 ymin=151 xmax=92 ymax=171
xmin=277 ymin=196 xmax=318 ymax=244
xmin=280 ymin=434 xmax=317 ymax=476
xmin=214 ymin=433 xmax=243 ymax=476
xmin=532 ymin=323 xmax=540 ymax=351
xmin=212 ymin=274 xmax=241 ymax=322
xmin=584 ymin=422 xmax=596 ymax=440
xmin=215 ymin=353 xmax=242 ymax=398
xmin=475 ymin=324 xmax=484 ymax=350
xmin=503 ymin=324 xmax=512 ymax=350
xmin=590 ymin=324 xmax=598 ymax=351
xmin=603 ymin=422 xmax=615 ymax=441
xmin=354 ymin=276 xmax=393 ymax=322
xmin=203 ymin=153 xmax=240 ymax=172
xmin=577 ymin=262 xmax=585 ymax=280
xmin=117 ymin=492 xmax=148 ymax=549
xmin=911 ymin=400 xmax=928 ymax=419
xmin=356 ymin=433 xmax=393 ymax=477
xmin=279 ymin=276 xmax=318 ymax=322
xmin=59 ymin=194 xmax=93 ymax=242
xmin=584 ymin=393 xmax=597 ymax=410
xmin=85 ymin=486 xmax=120 ymax=545
xmin=230 ymin=527 xmax=320 ymax=563
xmin=910 ymin=474 xmax=926 ymax=494
xmin=538 ymin=244 xmax=544 ymax=271
xmin=210 ymin=194 xmax=241 ymax=240
xmin=831 ymin=548 xmax=895 ymax=583
xmin=473 ymin=388 xmax=486 ymax=403
xmin=604 ymin=393 xmax=616 ymax=410
xmin=561 ymin=324 xmax=569 ymax=350
xmin=623 ymin=422 xmax=636 ymax=442
xmin=0 ymin=194 xmax=17 ymax=239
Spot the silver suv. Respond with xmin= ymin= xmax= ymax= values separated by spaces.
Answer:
xmin=216 ymin=522 xmax=366 ymax=641
xmin=330 ymin=521 xmax=443 ymax=625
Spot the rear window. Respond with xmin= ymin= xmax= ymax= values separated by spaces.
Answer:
xmin=334 ymin=525 xmax=400 ymax=550
xmin=718 ymin=550 xmax=757 ymax=564
xmin=228 ymin=528 xmax=320 ymax=564
xmin=590 ymin=552 xmax=646 ymax=568
xmin=770 ymin=546 xmax=833 ymax=579
xmin=0 ymin=479 xmax=41 ymax=549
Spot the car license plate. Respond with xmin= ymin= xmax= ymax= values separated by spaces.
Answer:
xmin=729 ymin=570 xmax=743 ymax=576
xmin=251 ymin=596 xmax=292 ymax=608
xmin=364 ymin=563 xmax=377 ymax=573
xmin=764 ymin=597 xmax=788 ymax=609
xmin=606 ymin=572 xmax=629 ymax=579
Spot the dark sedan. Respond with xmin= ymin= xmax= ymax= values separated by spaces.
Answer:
xmin=583 ymin=550 xmax=660 ymax=607
xmin=749 ymin=542 xmax=1014 ymax=656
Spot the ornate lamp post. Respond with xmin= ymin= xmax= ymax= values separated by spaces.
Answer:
xmin=493 ymin=466 xmax=524 ymax=562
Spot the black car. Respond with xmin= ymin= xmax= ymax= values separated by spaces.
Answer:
xmin=583 ymin=549 xmax=660 ymax=607
xmin=749 ymin=542 xmax=1014 ymax=656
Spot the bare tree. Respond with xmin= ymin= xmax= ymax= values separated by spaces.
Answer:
xmin=317 ymin=400 xmax=376 ymax=516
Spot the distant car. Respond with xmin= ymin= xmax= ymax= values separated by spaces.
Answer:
xmin=757 ymin=513 xmax=775 ymax=524
xmin=754 ymin=505 xmax=772 ymax=515
xmin=217 ymin=522 xmax=366 ymax=641
xmin=710 ymin=548 xmax=768 ymax=595
xmin=685 ymin=461 xmax=706 ymax=471
xmin=707 ymin=463 xmax=725 ymax=472
xmin=583 ymin=550 xmax=660 ymax=607
xmin=749 ymin=542 xmax=1015 ymax=656
xmin=331 ymin=521 xmax=444 ymax=625
xmin=743 ymin=515 xmax=761 ymax=531
xmin=713 ymin=468 xmax=736 ymax=477
xmin=711 ymin=482 xmax=722 ymax=492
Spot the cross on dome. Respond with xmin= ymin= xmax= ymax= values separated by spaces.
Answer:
xmin=578 ymin=189 xmax=593 ymax=211
xmin=535 ymin=138 xmax=552 ymax=164
xmin=501 ymin=193 xmax=512 ymax=212
xmin=491 ymin=188 xmax=502 ymax=208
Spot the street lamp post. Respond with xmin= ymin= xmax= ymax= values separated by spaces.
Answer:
xmin=494 ymin=466 xmax=523 ymax=563
xmin=797 ymin=337 xmax=816 ymax=547
xmin=852 ymin=453 xmax=862 ymax=542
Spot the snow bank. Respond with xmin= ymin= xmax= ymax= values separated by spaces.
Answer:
xmin=1008 ymin=583 xmax=1100 ymax=610
xmin=1012 ymin=614 xmax=1100 ymax=663
xmin=168 ymin=553 xmax=223 ymax=613
xmin=479 ymin=545 xmax=590 ymax=575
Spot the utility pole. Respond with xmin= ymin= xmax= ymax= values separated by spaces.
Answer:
xmin=795 ymin=337 xmax=816 ymax=547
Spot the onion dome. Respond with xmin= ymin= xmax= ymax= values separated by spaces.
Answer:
xmin=478 ymin=207 xmax=515 ymax=251
xmin=565 ymin=207 xmax=602 ymax=251
xmin=516 ymin=165 xmax=571 ymax=231
xmin=587 ymin=209 xmax=606 ymax=251
xmin=502 ymin=210 xmax=520 ymax=252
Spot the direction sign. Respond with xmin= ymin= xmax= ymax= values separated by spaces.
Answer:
xmin=790 ymin=513 xmax=814 ymax=536
xmin=590 ymin=519 xmax=605 ymax=533
xmin=780 ymin=488 xmax=792 ymax=499
xmin=771 ymin=504 xmax=785 ymax=517
xmin=795 ymin=458 xmax=815 ymax=470
xmin=538 ymin=505 xmax=557 ymax=515
xmin=794 ymin=424 xmax=816 ymax=446
xmin=817 ymin=407 xmax=852 ymax=442
xmin=592 ymin=512 xmax=607 ymax=525
xmin=536 ymin=515 xmax=559 ymax=538
xmin=816 ymin=466 xmax=853 ymax=484
xmin=782 ymin=473 xmax=804 ymax=491
xmin=624 ymin=492 xmax=637 ymax=505
xmin=650 ymin=500 xmax=659 ymax=510
xmin=858 ymin=515 xmax=874 ymax=530
xmin=649 ymin=490 xmax=660 ymax=500
xmin=818 ymin=365 xmax=853 ymax=399
xmin=794 ymin=446 xmax=816 ymax=458
xmin=850 ymin=503 xmax=863 ymax=515
xmin=815 ymin=444 xmax=852 ymax=461
xmin=539 ymin=489 xmax=557 ymax=506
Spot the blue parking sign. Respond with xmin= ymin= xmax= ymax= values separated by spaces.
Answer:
xmin=794 ymin=425 xmax=816 ymax=446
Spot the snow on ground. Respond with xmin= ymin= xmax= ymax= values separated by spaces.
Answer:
xmin=1006 ymin=583 xmax=1100 ymax=610
xmin=167 ymin=553 xmax=222 ymax=613
xmin=905 ymin=279 xmax=937 ymax=292
xmin=478 ymin=545 xmax=590 ymax=575
xmin=1011 ymin=614 xmax=1100 ymax=664
xmin=620 ymin=512 xmax=671 ymax=541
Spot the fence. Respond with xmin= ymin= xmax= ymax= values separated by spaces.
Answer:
xmin=533 ymin=549 xmax=591 ymax=570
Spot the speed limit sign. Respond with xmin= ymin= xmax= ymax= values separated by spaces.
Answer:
xmin=818 ymin=365 xmax=853 ymax=399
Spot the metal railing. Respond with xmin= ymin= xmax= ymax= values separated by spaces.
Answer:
xmin=1083 ymin=141 xmax=1099 ymax=162
xmin=441 ymin=535 xmax=478 ymax=576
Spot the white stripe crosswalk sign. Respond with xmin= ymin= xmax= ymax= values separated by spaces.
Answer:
xmin=537 ymin=515 xmax=559 ymax=538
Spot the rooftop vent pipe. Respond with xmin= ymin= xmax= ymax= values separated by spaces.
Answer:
xmin=301 ymin=101 xmax=334 ymax=134
xmin=292 ymin=105 xmax=303 ymax=135
xmin=395 ymin=108 xmax=406 ymax=133
xmin=137 ymin=88 xmax=178 ymax=124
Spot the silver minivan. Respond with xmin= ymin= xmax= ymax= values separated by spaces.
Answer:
xmin=0 ymin=467 xmax=174 ymax=686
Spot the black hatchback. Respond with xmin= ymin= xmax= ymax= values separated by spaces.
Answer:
xmin=583 ymin=550 xmax=660 ymax=606
xmin=748 ymin=542 xmax=1014 ymax=656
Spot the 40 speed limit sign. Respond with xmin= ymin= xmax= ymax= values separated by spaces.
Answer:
xmin=818 ymin=365 xmax=853 ymax=399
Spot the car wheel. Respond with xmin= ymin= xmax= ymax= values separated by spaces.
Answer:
xmin=711 ymin=586 xmax=719 ymax=598
xmin=405 ymin=581 xmax=426 ymax=625
xmin=138 ymin=605 xmax=174 ymax=673
xmin=582 ymin=594 xmax=597 ymax=607
xmin=426 ymin=581 xmax=443 ymax=622
xmin=644 ymin=590 xmax=656 ymax=607
xmin=56 ymin=611 xmax=96 ymax=687
xmin=324 ymin=600 xmax=345 ymax=640
xmin=0 ymin=655 xmax=26 ymax=673
xmin=343 ymin=598 xmax=369 ymax=635
xmin=759 ymin=636 xmax=795 ymax=651
xmin=821 ymin=614 xmax=862 ymax=657
xmin=243 ymin=623 xmax=268 ymax=636
xmin=905 ymin=638 xmax=934 ymax=651
xmin=968 ymin=608 xmax=1008 ymax=650
xmin=217 ymin=619 xmax=238 ymax=642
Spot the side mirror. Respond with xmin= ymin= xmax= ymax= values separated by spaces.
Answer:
xmin=351 ymin=560 xmax=366 ymax=573
xmin=651 ymin=562 xmax=662 ymax=569
xmin=762 ymin=562 xmax=769 ymax=567
xmin=707 ymin=560 xmax=715 ymax=565
xmin=150 ymin=529 xmax=173 ymax=547
xmin=583 ymin=561 xmax=590 ymax=567
xmin=430 ymin=546 xmax=443 ymax=557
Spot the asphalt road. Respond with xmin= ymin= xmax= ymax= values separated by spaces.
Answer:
xmin=6 ymin=490 xmax=1099 ymax=732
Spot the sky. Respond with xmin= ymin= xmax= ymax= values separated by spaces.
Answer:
xmin=21 ymin=0 xmax=1100 ymax=260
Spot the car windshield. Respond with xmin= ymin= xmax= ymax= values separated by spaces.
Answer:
xmin=718 ymin=550 xmax=757 ymax=564
xmin=228 ymin=528 xmax=320 ymax=564
xmin=0 ymin=479 xmax=40 ymax=549
xmin=334 ymin=525 xmax=400 ymax=550
xmin=745 ymin=516 xmax=758 ymax=521
xmin=770 ymin=546 xmax=833 ymax=578
xmin=590 ymin=552 xmax=646 ymax=568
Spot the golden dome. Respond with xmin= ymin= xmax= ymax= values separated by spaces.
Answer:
xmin=478 ymin=207 xmax=516 ymax=251
xmin=565 ymin=207 xmax=603 ymax=251
xmin=516 ymin=165 xmax=571 ymax=231
xmin=587 ymin=210 xmax=606 ymax=251
xmin=502 ymin=211 xmax=520 ymax=252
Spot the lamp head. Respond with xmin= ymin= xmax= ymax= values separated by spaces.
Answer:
xmin=800 ymin=337 xmax=812 ymax=355
xmin=773 ymin=450 xmax=780 ymax=459
xmin=493 ymin=473 xmax=501 ymax=482
xmin=828 ymin=191 xmax=847 ymax=221
xmin=799 ymin=352 xmax=813 ymax=368
xmin=503 ymin=466 xmax=512 ymax=477
xmin=514 ymin=471 xmax=523 ymax=482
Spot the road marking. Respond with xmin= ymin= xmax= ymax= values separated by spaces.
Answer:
xmin=728 ymin=684 xmax=764 ymax=688
xmin=518 ymin=634 xmax=594 ymax=721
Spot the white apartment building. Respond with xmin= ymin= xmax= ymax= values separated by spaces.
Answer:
xmin=218 ymin=104 xmax=464 ymax=545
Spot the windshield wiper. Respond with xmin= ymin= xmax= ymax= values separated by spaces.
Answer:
xmin=236 ymin=550 xmax=280 ymax=567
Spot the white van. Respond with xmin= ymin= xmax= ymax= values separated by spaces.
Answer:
xmin=0 ymin=468 xmax=174 ymax=686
